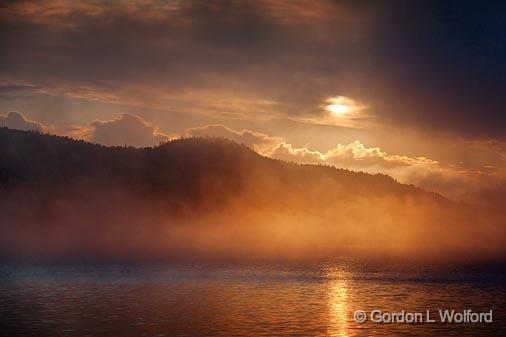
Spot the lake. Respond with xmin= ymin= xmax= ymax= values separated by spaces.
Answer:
xmin=1 ymin=262 xmax=505 ymax=336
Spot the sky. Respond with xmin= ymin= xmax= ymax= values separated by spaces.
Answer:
xmin=0 ymin=0 xmax=505 ymax=203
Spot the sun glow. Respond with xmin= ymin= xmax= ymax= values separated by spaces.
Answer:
xmin=328 ymin=103 xmax=350 ymax=115
xmin=325 ymin=96 xmax=360 ymax=117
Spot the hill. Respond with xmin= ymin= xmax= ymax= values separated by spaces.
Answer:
xmin=0 ymin=128 xmax=504 ymax=262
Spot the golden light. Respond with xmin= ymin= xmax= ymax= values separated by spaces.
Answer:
xmin=328 ymin=103 xmax=350 ymax=115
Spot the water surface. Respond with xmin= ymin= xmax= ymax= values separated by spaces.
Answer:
xmin=1 ymin=263 xmax=505 ymax=336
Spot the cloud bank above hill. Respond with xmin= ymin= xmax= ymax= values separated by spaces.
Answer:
xmin=1 ymin=112 xmax=171 ymax=147
xmin=2 ymin=112 xmax=504 ymax=204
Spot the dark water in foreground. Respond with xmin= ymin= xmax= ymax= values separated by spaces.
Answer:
xmin=1 ymin=263 xmax=505 ymax=337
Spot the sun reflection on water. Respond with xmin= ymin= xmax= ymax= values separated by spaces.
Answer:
xmin=327 ymin=267 xmax=351 ymax=337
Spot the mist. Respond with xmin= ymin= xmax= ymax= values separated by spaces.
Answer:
xmin=1 ymin=129 xmax=504 ymax=264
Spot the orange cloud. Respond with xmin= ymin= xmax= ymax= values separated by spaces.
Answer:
xmin=268 ymin=140 xmax=438 ymax=170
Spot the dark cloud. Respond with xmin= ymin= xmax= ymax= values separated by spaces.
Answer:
xmin=0 ymin=0 xmax=504 ymax=138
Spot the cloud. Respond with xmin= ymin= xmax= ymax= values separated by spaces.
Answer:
xmin=0 ymin=111 xmax=45 ymax=131
xmin=0 ymin=111 xmax=170 ymax=148
xmin=88 ymin=113 xmax=170 ymax=147
xmin=404 ymin=165 xmax=506 ymax=206
xmin=187 ymin=124 xmax=282 ymax=153
xmin=269 ymin=140 xmax=438 ymax=170
xmin=267 ymin=142 xmax=323 ymax=164
xmin=267 ymin=139 xmax=506 ymax=204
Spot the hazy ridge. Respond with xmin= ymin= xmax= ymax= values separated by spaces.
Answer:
xmin=0 ymin=128 xmax=504 ymax=262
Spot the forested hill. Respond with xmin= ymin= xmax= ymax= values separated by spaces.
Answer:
xmin=0 ymin=127 xmax=437 ymax=204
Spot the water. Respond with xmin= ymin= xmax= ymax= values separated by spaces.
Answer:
xmin=1 ymin=262 xmax=505 ymax=336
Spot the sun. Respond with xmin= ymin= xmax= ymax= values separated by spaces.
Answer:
xmin=327 ymin=103 xmax=350 ymax=115
xmin=325 ymin=96 xmax=359 ymax=117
